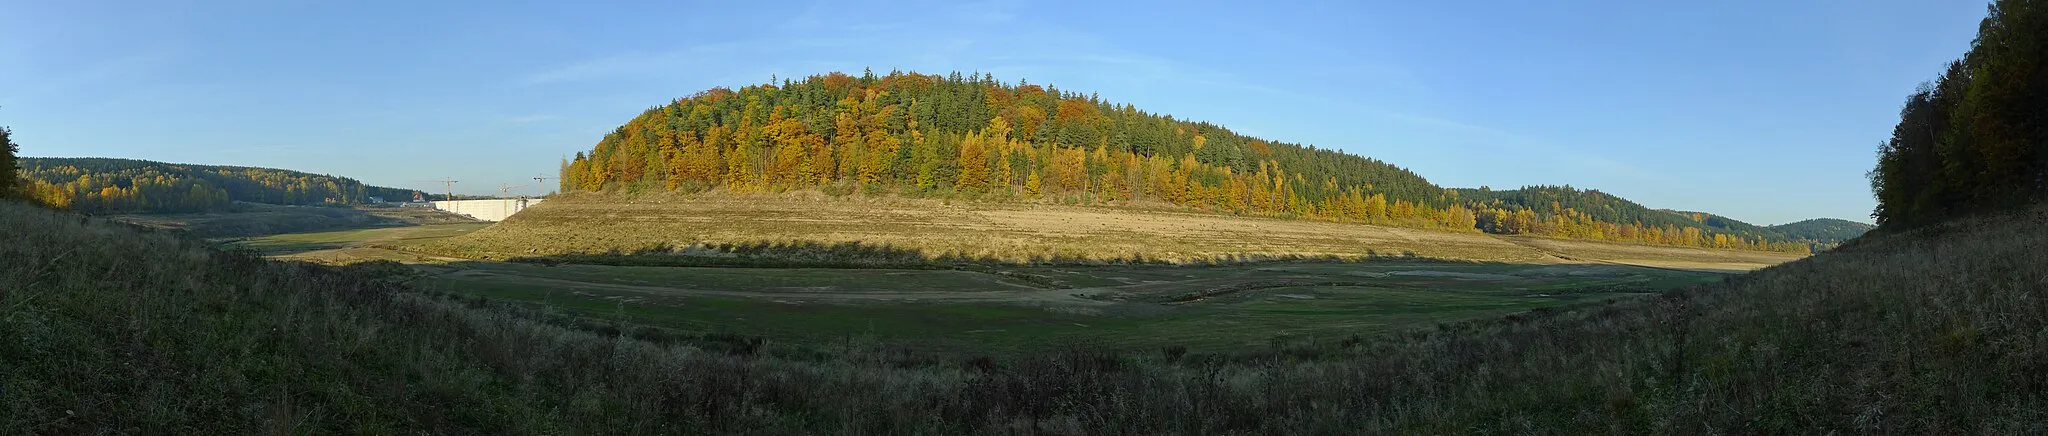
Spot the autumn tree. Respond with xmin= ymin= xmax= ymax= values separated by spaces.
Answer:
xmin=1052 ymin=146 xmax=1088 ymax=192
xmin=659 ymin=133 xmax=686 ymax=189
xmin=560 ymin=156 xmax=577 ymax=193
xmin=1364 ymin=193 xmax=1387 ymax=222
xmin=682 ymin=127 xmax=726 ymax=184
xmin=1445 ymin=206 xmax=1478 ymax=231
xmin=957 ymin=131 xmax=991 ymax=190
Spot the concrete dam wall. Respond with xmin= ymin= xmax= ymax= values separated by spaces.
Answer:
xmin=430 ymin=198 xmax=544 ymax=222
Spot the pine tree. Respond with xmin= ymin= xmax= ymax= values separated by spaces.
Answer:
xmin=0 ymin=124 xmax=17 ymax=198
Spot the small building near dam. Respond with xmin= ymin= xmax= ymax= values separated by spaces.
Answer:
xmin=429 ymin=198 xmax=544 ymax=222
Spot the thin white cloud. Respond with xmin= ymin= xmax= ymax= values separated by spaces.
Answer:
xmin=845 ymin=22 xmax=908 ymax=33
xmin=507 ymin=115 xmax=560 ymax=124
xmin=779 ymin=1 xmax=831 ymax=30
xmin=22 ymin=49 xmax=182 ymax=99
xmin=952 ymin=0 xmax=1018 ymax=23
xmin=214 ymin=143 xmax=310 ymax=154
xmin=1378 ymin=111 xmax=1648 ymax=179
xmin=521 ymin=43 xmax=743 ymax=85
xmin=1380 ymin=113 xmax=1524 ymax=141
xmin=520 ymin=31 xmax=970 ymax=88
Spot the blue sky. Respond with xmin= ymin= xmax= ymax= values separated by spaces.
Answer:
xmin=0 ymin=0 xmax=1990 ymax=224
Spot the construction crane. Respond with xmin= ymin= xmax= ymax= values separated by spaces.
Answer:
xmin=497 ymin=183 xmax=528 ymax=198
xmin=533 ymin=175 xmax=556 ymax=197
xmin=416 ymin=178 xmax=458 ymax=201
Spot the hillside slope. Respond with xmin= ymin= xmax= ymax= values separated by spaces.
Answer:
xmin=17 ymin=157 xmax=420 ymax=213
xmin=0 ymin=200 xmax=711 ymax=433
xmin=8 ymin=198 xmax=2047 ymax=432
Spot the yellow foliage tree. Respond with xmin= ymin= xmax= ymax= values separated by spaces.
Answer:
xmin=957 ymin=133 xmax=990 ymax=190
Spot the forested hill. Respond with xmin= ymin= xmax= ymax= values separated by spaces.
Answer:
xmin=1869 ymin=0 xmax=2046 ymax=230
xmin=566 ymin=71 xmax=1442 ymax=205
xmin=17 ymin=157 xmax=420 ymax=213
xmin=562 ymin=71 xmax=1813 ymax=252
xmin=1767 ymin=218 xmax=1874 ymax=244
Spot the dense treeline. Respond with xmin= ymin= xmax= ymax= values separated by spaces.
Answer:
xmin=565 ymin=71 xmax=1809 ymax=252
xmin=1871 ymin=0 xmax=2048 ymax=229
xmin=17 ymin=158 xmax=419 ymax=214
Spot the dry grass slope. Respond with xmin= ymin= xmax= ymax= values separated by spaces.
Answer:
xmin=424 ymin=193 xmax=1798 ymax=270
xmin=111 ymin=203 xmax=477 ymax=239
xmin=6 ymin=198 xmax=2044 ymax=433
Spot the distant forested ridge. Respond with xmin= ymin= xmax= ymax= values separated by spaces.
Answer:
xmin=565 ymin=70 xmax=1814 ymax=252
xmin=1452 ymin=186 xmax=1820 ymax=251
xmin=1767 ymin=218 xmax=1874 ymax=244
xmin=17 ymin=157 xmax=420 ymax=213
xmin=1870 ymin=0 xmax=2048 ymax=229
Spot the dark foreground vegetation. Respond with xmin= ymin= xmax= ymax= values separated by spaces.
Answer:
xmin=6 ymin=195 xmax=2047 ymax=433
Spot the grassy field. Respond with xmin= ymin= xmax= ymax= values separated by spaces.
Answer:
xmin=223 ymin=215 xmax=1728 ymax=353
xmin=421 ymin=192 xmax=1802 ymax=271
xmin=219 ymin=198 xmax=1735 ymax=353
xmin=201 ymin=192 xmax=1783 ymax=355
xmin=412 ymin=260 xmax=1720 ymax=353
